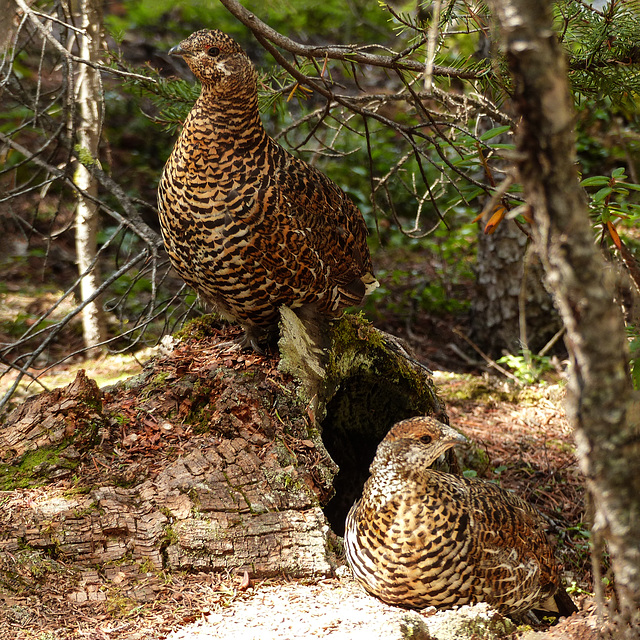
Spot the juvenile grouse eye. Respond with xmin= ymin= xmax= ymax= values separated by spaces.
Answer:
xmin=207 ymin=46 xmax=220 ymax=57
xmin=419 ymin=435 xmax=432 ymax=444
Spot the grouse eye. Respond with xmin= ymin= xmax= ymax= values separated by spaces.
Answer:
xmin=207 ymin=46 xmax=220 ymax=57
xmin=419 ymin=435 xmax=432 ymax=445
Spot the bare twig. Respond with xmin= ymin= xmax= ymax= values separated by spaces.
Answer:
xmin=217 ymin=0 xmax=487 ymax=80
xmin=453 ymin=328 xmax=524 ymax=384
xmin=12 ymin=0 xmax=157 ymax=83
xmin=0 ymin=132 xmax=162 ymax=248
xmin=0 ymin=250 xmax=150 ymax=413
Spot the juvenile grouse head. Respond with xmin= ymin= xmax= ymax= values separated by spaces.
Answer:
xmin=371 ymin=416 xmax=467 ymax=476
xmin=169 ymin=29 xmax=256 ymax=93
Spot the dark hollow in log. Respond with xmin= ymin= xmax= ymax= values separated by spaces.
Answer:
xmin=312 ymin=318 xmax=448 ymax=535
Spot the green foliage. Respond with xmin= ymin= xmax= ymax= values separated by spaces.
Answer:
xmin=114 ymin=63 xmax=199 ymax=134
xmin=562 ymin=520 xmax=606 ymax=582
xmin=496 ymin=353 xmax=554 ymax=385
xmin=581 ymin=166 xmax=640 ymax=230
xmin=579 ymin=166 xmax=640 ymax=388
xmin=628 ymin=326 xmax=640 ymax=390
xmin=555 ymin=0 xmax=640 ymax=108
xmin=105 ymin=0 xmax=393 ymax=47
xmin=110 ymin=274 xmax=153 ymax=307
xmin=566 ymin=580 xmax=593 ymax=597
xmin=0 ymin=313 xmax=54 ymax=339
xmin=106 ymin=0 xmax=240 ymax=41
xmin=417 ymin=283 xmax=470 ymax=314
xmin=4 ymin=0 xmax=640 ymax=389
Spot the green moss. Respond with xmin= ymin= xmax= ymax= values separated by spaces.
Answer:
xmin=458 ymin=610 xmax=517 ymax=638
xmin=110 ymin=474 xmax=139 ymax=489
xmin=138 ymin=370 xmax=172 ymax=400
xmin=435 ymin=371 xmax=565 ymax=408
xmin=0 ymin=444 xmax=82 ymax=490
xmin=150 ymin=370 xmax=172 ymax=387
xmin=74 ymin=144 xmax=99 ymax=167
xmin=186 ymin=488 xmax=200 ymax=508
xmin=400 ymin=617 xmax=432 ymax=640
xmin=174 ymin=314 xmax=224 ymax=341
xmin=103 ymin=552 xmax=136 ymax=568
xmin=328 ymin=314 xmax=441 ymax=409
xmin=158 ymin=505 xmax=174 ymax=519
xmin=132 ymin=368 xmax=217 ymax=433
xmin=0 ymin=464 xmax=15 ymax=490
xmin=63 ymin=483 xmax=92 ymax=497
xmin=137 ymin=558 xmax=156 ymax=574
xmin=0 ymin=548 xmax=75 ymax=596
xmin=263 ymin=463 xmax=308 ymax=498
xmin=189 ymin=408 xmax=214 ymax=434
xmin=162 ymin=524 xmax=178 ymax=545
xmin=71 ymin=502 xmax=99 ymax=518
xmin=325 ymin=314 xmax=444 ymax=432
xmin=322 ymin=313 xmax=448 ymax=532
xmin=105 ymin=592 xmax=141 ymax=618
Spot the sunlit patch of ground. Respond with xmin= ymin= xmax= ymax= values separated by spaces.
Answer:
xmin=0 ymin=347 xmax=157 ymax=414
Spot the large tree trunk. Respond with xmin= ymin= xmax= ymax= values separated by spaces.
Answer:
xmin=471 ymin=220 xmax=561 ymax=358
xmin=487 ymin=0 xmax=640 ymax=634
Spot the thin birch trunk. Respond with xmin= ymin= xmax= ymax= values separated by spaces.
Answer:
xmin=73 ymin=0 xmax=105 ymax=355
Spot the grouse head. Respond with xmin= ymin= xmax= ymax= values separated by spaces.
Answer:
xmin=373 ymin=416 xmax=467 ymax=474
xmin=168 ymin=29 xmax=256 ymax=92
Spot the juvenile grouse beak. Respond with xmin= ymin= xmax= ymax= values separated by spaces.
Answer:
xmin=442 ymin=423 xmax=468 ymax=446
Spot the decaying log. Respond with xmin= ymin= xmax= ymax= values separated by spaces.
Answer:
xmin=0 ymin=312 xmax=445 ymax=593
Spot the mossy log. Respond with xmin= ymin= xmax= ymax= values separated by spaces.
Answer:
xmin=0 ymin=312 xmax=445 ymax=595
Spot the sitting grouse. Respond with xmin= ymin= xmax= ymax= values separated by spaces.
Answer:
xmin=158 ymin=30 xmax=378 ymax=350
xmin=345 ymin=416 xmax=575 ymax=615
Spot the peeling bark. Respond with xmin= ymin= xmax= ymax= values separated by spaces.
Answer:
xmin=486 ymin=0 xmax=640 ymax=633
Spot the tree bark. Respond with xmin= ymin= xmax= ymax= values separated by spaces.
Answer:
xmin=470 ymin=68 xmax=562 ymax=361
xmin=486 ymin=0 xmax=640 ymax=633
xmin=471 ymin=220 xmax=561 ymax=358
xmin=73 ymin=0 xmax=106 ymax=354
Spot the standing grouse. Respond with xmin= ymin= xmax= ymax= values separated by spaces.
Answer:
xmin=345 ymin=416 xmax=575 ymax=615
xmin=158 ymin=30 xmax=378 ymax=350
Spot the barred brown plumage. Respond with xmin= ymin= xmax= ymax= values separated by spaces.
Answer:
xmin=344 ymin=416 xmax=574 ymax=615
xmin=158 ymin=29 xmax=378 ymax=351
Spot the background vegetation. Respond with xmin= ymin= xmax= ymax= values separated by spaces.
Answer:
xmin=1 ymin=0 xmax=639 ymax=401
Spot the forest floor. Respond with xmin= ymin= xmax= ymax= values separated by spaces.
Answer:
xmin=0 ymin=334 xmax=605 ymax=640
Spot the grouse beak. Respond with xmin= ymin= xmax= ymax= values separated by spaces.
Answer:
xmin=441 ymin=423 xmax=468 ymax=447
xmin=168 ymin=44 xmax=188 ymax=57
